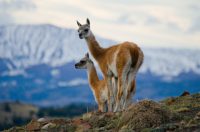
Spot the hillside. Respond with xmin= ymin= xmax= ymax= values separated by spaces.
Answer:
xmin=4 ymin=93 xmax=200 ymax=132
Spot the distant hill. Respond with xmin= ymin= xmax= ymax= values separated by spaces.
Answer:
xmin=0 ymin=101 xmax=95 ymax=131
xmin=5 ymin=93 xmax=200 ymax=131
xmin=0 ymin=101 xmax=38 ymax=130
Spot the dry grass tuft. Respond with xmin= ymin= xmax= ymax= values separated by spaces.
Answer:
xmin=118 ymin=100 xmax=170 ymax=131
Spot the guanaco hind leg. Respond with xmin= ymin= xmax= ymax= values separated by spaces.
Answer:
xmin=112 ymin=77 xmax=118 ymax=109
xmin=123 ymin=79 xmax=136 ymax=110
xmin=119 ymin=58 xmax=133 ymax=111
xmin=102 ymin=102 xmax=107 ymax=112
xmin=121 ymin=69 xmax=135 ymax=110
xmin=106 ymin=75 xmax=114 ymax=112
xmin=114 ymin=76 xmax=124 ymax=112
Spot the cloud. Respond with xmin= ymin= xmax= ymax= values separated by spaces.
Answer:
xmin=166 ymin=22 xmax=182 ymax=32
xmin=145 ymin=16 xmax=160 ymax=25
xmin=0 ymin=0 xmax=36 ymax=25
xmin=117 ymin=14 xmax=136 ymax=25
xmin=188 ymin=17 xmax=200 ymax=33
xmin=0 ymin=0 xmax=200 ymax=48
xmin=0 ymin=0 xmax=35 ymax=10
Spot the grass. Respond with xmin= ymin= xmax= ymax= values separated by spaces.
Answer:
xmin=4 ymin=93 xmax=200 ymax=132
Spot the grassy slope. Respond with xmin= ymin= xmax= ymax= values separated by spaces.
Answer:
xmin=4 ymin=93 xmax=200 ymax=132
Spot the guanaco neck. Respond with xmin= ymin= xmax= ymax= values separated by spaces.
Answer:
xmin=85 ymin=32 xmax=105 ymax=60
xmin=87 ymin=63 xmax=100 ymax=89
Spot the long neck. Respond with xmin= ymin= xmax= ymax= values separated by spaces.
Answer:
xmin=85 ymin=32 xmax=105 ymax=60
xmin=87 ymin=64 xmax=99 ymax=89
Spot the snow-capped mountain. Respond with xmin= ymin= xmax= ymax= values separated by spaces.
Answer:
xmin=0 ymin=24 xmax=199 ymax=106
xmin=0 ymin=24 xmax=114 ymax=69
xmin=0 ymin=24 xmax=200 ymax=78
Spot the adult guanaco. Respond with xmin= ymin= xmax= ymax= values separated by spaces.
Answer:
xmin=77 ymin=19 xmax=144 ymax=112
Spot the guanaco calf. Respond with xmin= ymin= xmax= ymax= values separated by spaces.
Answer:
xmin=75 ymin=53 xmax=108 ymax=112
xmin=77 ymin=19 xmax=144 ymax=112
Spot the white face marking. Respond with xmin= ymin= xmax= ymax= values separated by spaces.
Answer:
xmin=78 ymin=24 xmax=92 ymax=39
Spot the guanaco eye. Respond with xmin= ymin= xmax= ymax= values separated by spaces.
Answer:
xmin=84 ymin=29 xmax=88 ymax=32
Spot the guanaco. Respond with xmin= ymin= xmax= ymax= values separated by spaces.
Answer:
xmin=75 ymin=53 xmax=108 ymax=112
xmin=77 ymin=19 xmax=144 ymax=112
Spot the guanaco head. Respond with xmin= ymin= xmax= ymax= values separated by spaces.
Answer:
xmin=75 ymin=53 xmax=93 ymax=69
xmin=77 ymin=18 xmax=91 ymax=39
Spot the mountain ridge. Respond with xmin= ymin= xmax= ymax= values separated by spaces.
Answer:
xmin=0 ymin=24 xmax=200 ymax=77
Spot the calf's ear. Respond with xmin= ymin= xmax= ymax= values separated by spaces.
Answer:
xmin=85 ymin=53 xmax=89 ymax=58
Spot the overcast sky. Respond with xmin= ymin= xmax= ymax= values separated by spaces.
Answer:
xmin=1 ymin=0 xmax=200 ymax=48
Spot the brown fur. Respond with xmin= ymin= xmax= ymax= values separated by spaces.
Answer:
xmin=86 ymin=37 xmax=143 ymax=111
xmin=88 ymin=65 xmax=136 ymax=111
xmin=86 ymin=40 xmax=142 ymax=76
xmin=77 ymin=19 xmax=144 ymax=111
xmin=88 ymin=66 xmax=107 ymax=112
xmin=75 ymin=56 xmax=108 ymax=112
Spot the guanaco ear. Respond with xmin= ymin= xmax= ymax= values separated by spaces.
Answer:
xmin=77 ymin=21 xmax=82 ymax=27
xmin=85 ymin=53 xmax=89 ymax=58
xmin=86 ymin=18 xmax=90 ymax=26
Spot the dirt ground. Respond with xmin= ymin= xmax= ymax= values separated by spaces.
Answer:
xmin=4 ymin=93 xmax=200 ymax=132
